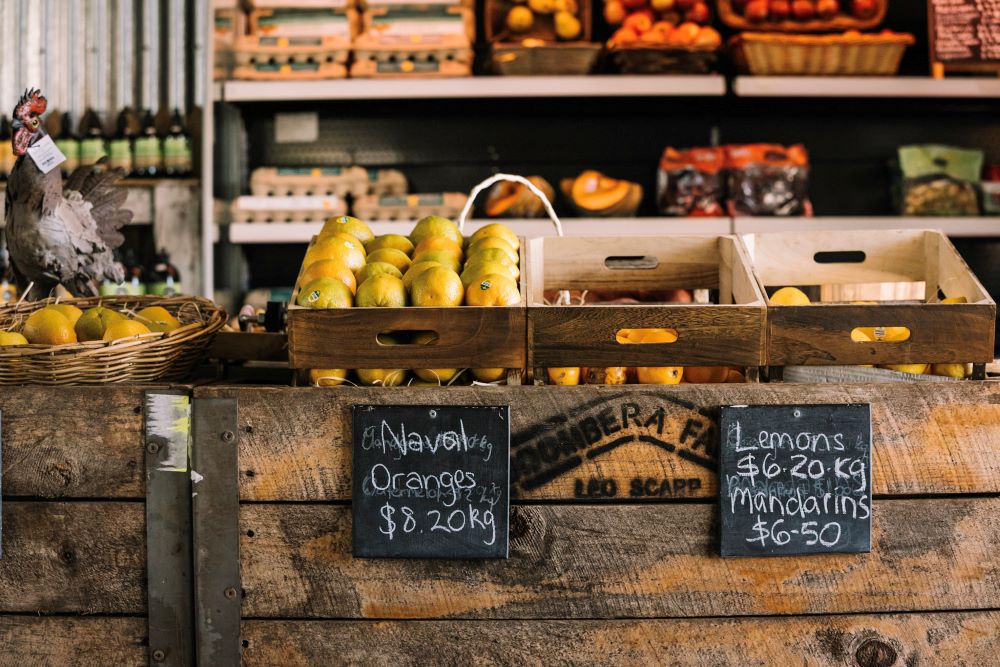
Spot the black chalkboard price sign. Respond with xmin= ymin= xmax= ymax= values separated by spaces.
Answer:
xmin=928 ymin=0 xmax=1000 ymax=75
xmin=718 ymin=404 xmax=871 ymax=558
xmin=352 ymin=404 xmax=510 ymax=559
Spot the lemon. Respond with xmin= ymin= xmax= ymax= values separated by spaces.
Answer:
xmin=355 ymin=274 xmax=408 ymax=308
xmin=75 ymin=307 xmax=125 ymax=342
xmin=880 ymin=364 xmax=929 ymax=375
xmin=23 ymin=309 xmax=77 ymax=345
xmin=303 ymin=234 xmax=366 ymax=274
xmin=931 ymin=363 xmax=970 ymax=379
xmin=469 ymin=223 xmax=519 ymax=251
xmin=297 ymin=259 xmax=357 ymax=294
xmin=413 ymin=236 xmax=464 ymax=263
xmin=460 ymin=260 xmax=519 ymax=287
xmin=320 ymin=216 xmax=373 ymax=244
xmin=770 ymin=286 xmax=811 ymax=306
xmin=507 ymin=5 xmax=534 ymax=31
xmin=412 ymin=248 xmax=461 ymax=273
xmin=472 ymin=368 xmax=506 ymax=383
xmin=941 ymin=296 xmax=968 ymax=304
xmin=0 ymin=332 xmax=28 ymax=346
xmin=297 ymin=277 xmax=354 ymax=309
xmin=547 ymin=367 xmax=580 ymax=385
xmin=366 ymin=248 xmax=412 ymax=274
xmin=410 ymin=216 xmax=462 ymax=247
xmin=103 ymin=319 xmax=152 ymax=342
xmin=636 ymin=367 xmax=683 ymax=384
xmin=402 ymin=261 xmax=443 ymax=291
xmin=356 ymin=262 xmax=403 ymax=286
xmin=309 ymin=368 xmax=349 ymax=387
xmin=366 ymin=234 xmax=414 ymax=256
xmin=135 ymin=306 xmax=181 ymax=332
xmin=467 ymin=237 xmax=517 ymax=264
xmin=48 ymin=304 xmax=84 ymax=327
xmin=465 ymin=274 xmax=521 ymax=307
xmin=410 ymin=267 xmax=464 ymax=307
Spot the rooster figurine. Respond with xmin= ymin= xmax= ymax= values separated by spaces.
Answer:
xmin=4 ymin=89 xmax=132 ymax=300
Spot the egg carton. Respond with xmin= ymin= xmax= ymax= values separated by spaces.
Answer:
xmin=353 ymin=192 xmax=468 ymax=221
xmin=232 ymin=36 xmax=350 ymax=79
xmin=361 ymin=4 xmax=474 ymax=41
xmin=231 ymin=195 xmax=347 ymax=223
xmin=248 ymin=6 xmax=357 ymax=36
xmin=249 ymin=166 xmax=408 ymax=198
xmin=246 ymin=0 xmax=353 ymax=8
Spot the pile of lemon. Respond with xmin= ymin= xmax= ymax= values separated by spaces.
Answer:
xmin=296 ymin=215 xmax=521 ymax=387
xmin=770 ymin=286 xmax=973 ymax=379
xmin=0 ymin=303 xmax=181 ymax=347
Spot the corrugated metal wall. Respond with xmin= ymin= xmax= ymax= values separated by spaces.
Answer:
xmin=0 ymin=0 xmax=207 ymax=124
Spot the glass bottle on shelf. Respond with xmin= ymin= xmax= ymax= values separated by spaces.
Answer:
xmin=100 ymin=248 xmax=146 ymax=296
xmin=163 ymin=108 xmax=192 ymax=178
xmin=0 ymin=247 xmax=16 ymax=304
xmin=78 ymin=108 xmax=108 ymax=166
xmin=107 ymin=107 xmax=137 ymax=175
xmin=133 ymin=109 xmax=162 ymax=178
xmin=148 ymin=249 xmax=181 ymax=296
xmin=54 ymin=112 xmax=81 ymax=177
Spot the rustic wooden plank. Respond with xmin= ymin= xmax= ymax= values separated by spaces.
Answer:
xmin=208 ymin=331 xmax=288 ymax=363
xmin=241 ymin=611 xmax=1000 ymax=667
xmin=0 ymin=502 xmax=145 ymax=614
xmin=0 ymin=386 xmax=146 ymax=499
xmin=191 ymin=383 xmax=1000 ymax=502
xmin=0 ymin=616 xmax=146 ymax=667
xmin=239 ymin=498 xmax=1000 ymax=619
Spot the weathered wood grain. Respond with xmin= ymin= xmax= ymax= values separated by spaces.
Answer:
xmin=0 ymin=386 xmax=146 ymax=498
xmin=0 ymin=616 xmax=146 ymax=667
xmin=0 ymin=502 xmax=145 ymax=614
xmin=239 ymin=498 xmax=1000 ymax=619
xmin=241 ymin=611 xmax=1000 ymax=667
xmin=192 ymin=383 xmax=1000 ymax=501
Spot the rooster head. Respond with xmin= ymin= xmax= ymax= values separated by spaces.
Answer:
xmin=12 ymin=88 xmax=47 ymax=157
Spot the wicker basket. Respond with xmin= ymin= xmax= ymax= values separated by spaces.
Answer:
xmin=607 ymin=43 xmax=718 ymax=74
xmin=717 ymin=0 xmax=887 ymax=32
xmin=0 ymin=296 xmax=226 ymax=385
xmin=491 ymin=43 xmax=601 ymax=75
xmin=733 ymin=32 xmax=915 ymax=76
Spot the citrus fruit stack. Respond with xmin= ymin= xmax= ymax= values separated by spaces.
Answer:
xmin=0 ymin=303 xmax=182 ymax=347
xmin=296 ymin=215 xmax=522 ymax=387
xmin=769 ymin=286 xmax=973 ymax=379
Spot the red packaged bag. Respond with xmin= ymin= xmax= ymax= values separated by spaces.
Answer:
xmin=657 ymin=146 xmax=726 ymax=217
xmin=726 ymin=144 xmax=812 ymax=217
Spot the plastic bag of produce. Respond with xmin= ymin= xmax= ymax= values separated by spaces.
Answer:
xmin=656 ymin=147 xmax=725 ymax=217
xmin=896 ymin=145 xmax=983 ymax=216
xmin=725 ymin=144 xmax=811 ymax=217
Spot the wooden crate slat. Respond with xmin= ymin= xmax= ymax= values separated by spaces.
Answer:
xmin=0 ymin=502 xmax=145 ymax=614
xmin=239 ymin=498 xmax=1000 ymax=619
xmin=0 ymin=616 xmax=147 ymax=667
xmin=191 ymin=383 xmax=1000 ymax=502
xmin=240 ymin=611 xmax=1000 ymax=666
xmin=0 ymin=387 xmax=146 ymax=499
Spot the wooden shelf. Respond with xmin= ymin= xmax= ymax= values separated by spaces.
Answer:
xmin=226 ymin=217 xmax=732 ymax=243
xmin=220 ymin=75 xmax=727 ymax=102
xmin=733 ymin=216 xmax=1000 ymax=238
xmin=733 ymin=76 xmax=1000 ymax=98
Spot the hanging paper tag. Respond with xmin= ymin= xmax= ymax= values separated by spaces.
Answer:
xmin=27 ymin=135 xmax=67 ymax=174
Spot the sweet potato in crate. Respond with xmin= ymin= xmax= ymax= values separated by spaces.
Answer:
xmin=746 ymin=230 xmax=995 ymax=375
xmin=351 ymin=5 xmax=473 ymax=78
xmin=287 ymin=235 xmax=527 ymax=371
xmin=526 ymin=235 xmax=767 ymax=369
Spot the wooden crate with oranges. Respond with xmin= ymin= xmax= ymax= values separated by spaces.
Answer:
xmin=746 ymin=229 xmax=996 ymax=380
xmin=287 ymin=215 xmax=527 ymax=385
xmin=526 ymin=235 xmax=767 ymax=385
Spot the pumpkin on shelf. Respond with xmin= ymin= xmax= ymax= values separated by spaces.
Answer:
xmin=561 ymin=170 xmax=643 ymax=217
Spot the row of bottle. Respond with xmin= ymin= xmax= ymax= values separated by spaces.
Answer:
xmin=0 ymin=107 xmax=193 ymax=180
xmin=0 ymin=248 xmax=182 ymax=304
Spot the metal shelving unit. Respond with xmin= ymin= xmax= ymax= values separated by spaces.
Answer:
xmin=733 ymin=76 xmax=1000 ymax=98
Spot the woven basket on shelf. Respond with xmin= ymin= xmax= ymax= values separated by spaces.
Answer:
xmin=607 ymin=43 xmax=719 ymax=74
xmin=0 ymin=295 xmax=226 ymax=385
xmin=733 ymin=32 xmax=914 ymax=76
xmin=491 ymin=43 xmax=601 ymax=75
xmin=717 ymin=0 xmax=887 ymax=32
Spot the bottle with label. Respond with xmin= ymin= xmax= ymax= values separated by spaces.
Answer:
xmin=0 ymin=118 xmax=14 ymax=180
xmin=107 ymin=107 xmax=137 ymax=175
xmin=54 ymin=112 xmax=81 ymax=177
xmin=0 ymin=247 xmax=16 ymax=304
xmin=100 ymin=248 xmax=146 ymax=296
xmin=133 ymin=109 xmax=162 ymax=178
xmin=163 ymin=108 xmax=192 ymax=178
xmin=148 ymin=249 xmax=181 ymax=296
xmin=78 ymin=109 xmax=108 ymax=166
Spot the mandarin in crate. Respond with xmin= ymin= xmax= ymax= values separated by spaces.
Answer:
xmin=411 ymin=331 xmax=460 ymax=383
xmin=23 ymin=309 xmax=77 ymax=345
xmin=851 ymin=0 xmax=876 ymax=18
xmin=744 ymin=0 xmax=769 ymax=21
xmin=461 ymin=259 xmax=519 ymax=287
xmin=414 ymin=236 xmax=464 ymax=262
xmin=465 ymin=274 xmax=521 ymax=307
xmin=555 ymin=11 xmax=582 ymax=39
xmin=365 ymin=234 xmax=414 ymax=256
xmin=297 ymin=277 xmax=354 ymax=308
xmin=366 ymin=248 xmax=412 ymax=273
xmin=49 ymin=304 xmax=84 ymax=327
xmin=791 ymin=0 xmax=815 ymax=19
xmin=623 ymin=11 xmax=653 ymax=33
xmin=768 ymin=0 xmax=790 ymax=19
xmin=402 ymin=260 xmax=443 ymax=291
xmin=651 ymin=21 xmax=675 ymax=38
xmin=769 ymin=286 xmax=811 ymax=305
xmin=640 ymin=29 xmax=665 ymax=43
xmin=816 ymin=0 xmax=839 ymax=18
xmin=471 ymin=368 xmax=506 ymax=383
xmin=412 ymin=248 xmax=461 ymax=273
xmin=694 ymin=26 xmax=721 ymax=46
xmin=298 ymin=259 xmax=357 ymax=294
xmin=410 ymin=267 xmax=464 ymax=307
xmin=136 ymin=306 xmax=181 ymax=332
xmin=469 ymin=222 xmax=520 ymax=252
xmin=611 ymin=27 xmax=640 ymax=44
xmin=410 ymin=215 xmax=462 ymax=247
xmin=355 ymin=274 xmax=408 ymax=308
xmin=75 ymin=306 xmax=125 ymax=341
xmin=309 ymin=369 xmax=349 ymax=387
xmin=547 ymin=367 xmax=581 ymax=385
xmin=637 ymin=367 xmax=683 ymax=384
xmin=356 ymin=262 xmax=403 ymax=286
xmin=103 ymin=319 xmax=152 ymax=342
xmin=320 ymin=216 xmax=373 ymax=244
xmin=650 ymin=0 xmax=674 ymax=10
xmin=685 ymin=1 xmax=710 ymax=24
xmin=507 ymin=6 xmax=535 ymax=32
xmin=467 ymin=237 xmax=517 ymax=264
xmin=583 ymin=367 xmax=628 ymax=385
xmin=683 ymin=366 xmax=730 ymax=384
xmin=303 ymin=234 xmax=366 ymax=274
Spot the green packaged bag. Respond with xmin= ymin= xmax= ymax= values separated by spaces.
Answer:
xmin=897 ymin=145 xmax=983 ymax=216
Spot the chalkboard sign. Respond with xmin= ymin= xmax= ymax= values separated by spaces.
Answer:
xmin=929 ymin=0 xmax=1000 ymax=70
xmin=718 ymin=404 xmax=871 ymax=558
xmin=353 ymin=404 xmax=510 ymax=559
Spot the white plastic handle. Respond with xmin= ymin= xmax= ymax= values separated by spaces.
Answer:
xmin=457 ymin=173 xmax=564 ymax=238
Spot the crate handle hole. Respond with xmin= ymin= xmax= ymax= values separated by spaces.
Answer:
xmin=378 ymin=330 xmax=438 ymax=345
xmin=814 ymin=251 xmax=866 ymax=264
xmin=605 ymin=255 xmax=659 ymax=270
xmin=616 ymin=328 xmax=678 ymax=344
xmin=851 ymin=326 xmax=911 ymax=343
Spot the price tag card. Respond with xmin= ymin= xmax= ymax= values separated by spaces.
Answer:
xmin=26 ymin=135 xmax=66 ymax=174
xmin=352 ymin=405 xmax=510 ymax=559
xmin=718 ymin=404 xmax=871 ymax=558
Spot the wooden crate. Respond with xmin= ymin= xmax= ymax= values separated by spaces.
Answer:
xmin=287 ymin=235 xmax=527 ymax=371
xmin=747 ymin=229 xmax=996 ymax=369
xmin=193 ymin=381 xmax=1000 ymax=665
xmin=0 ymin=387 xmax=190 ymax=666
xmin=526 ymin=235 xmax=767 ymax=369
